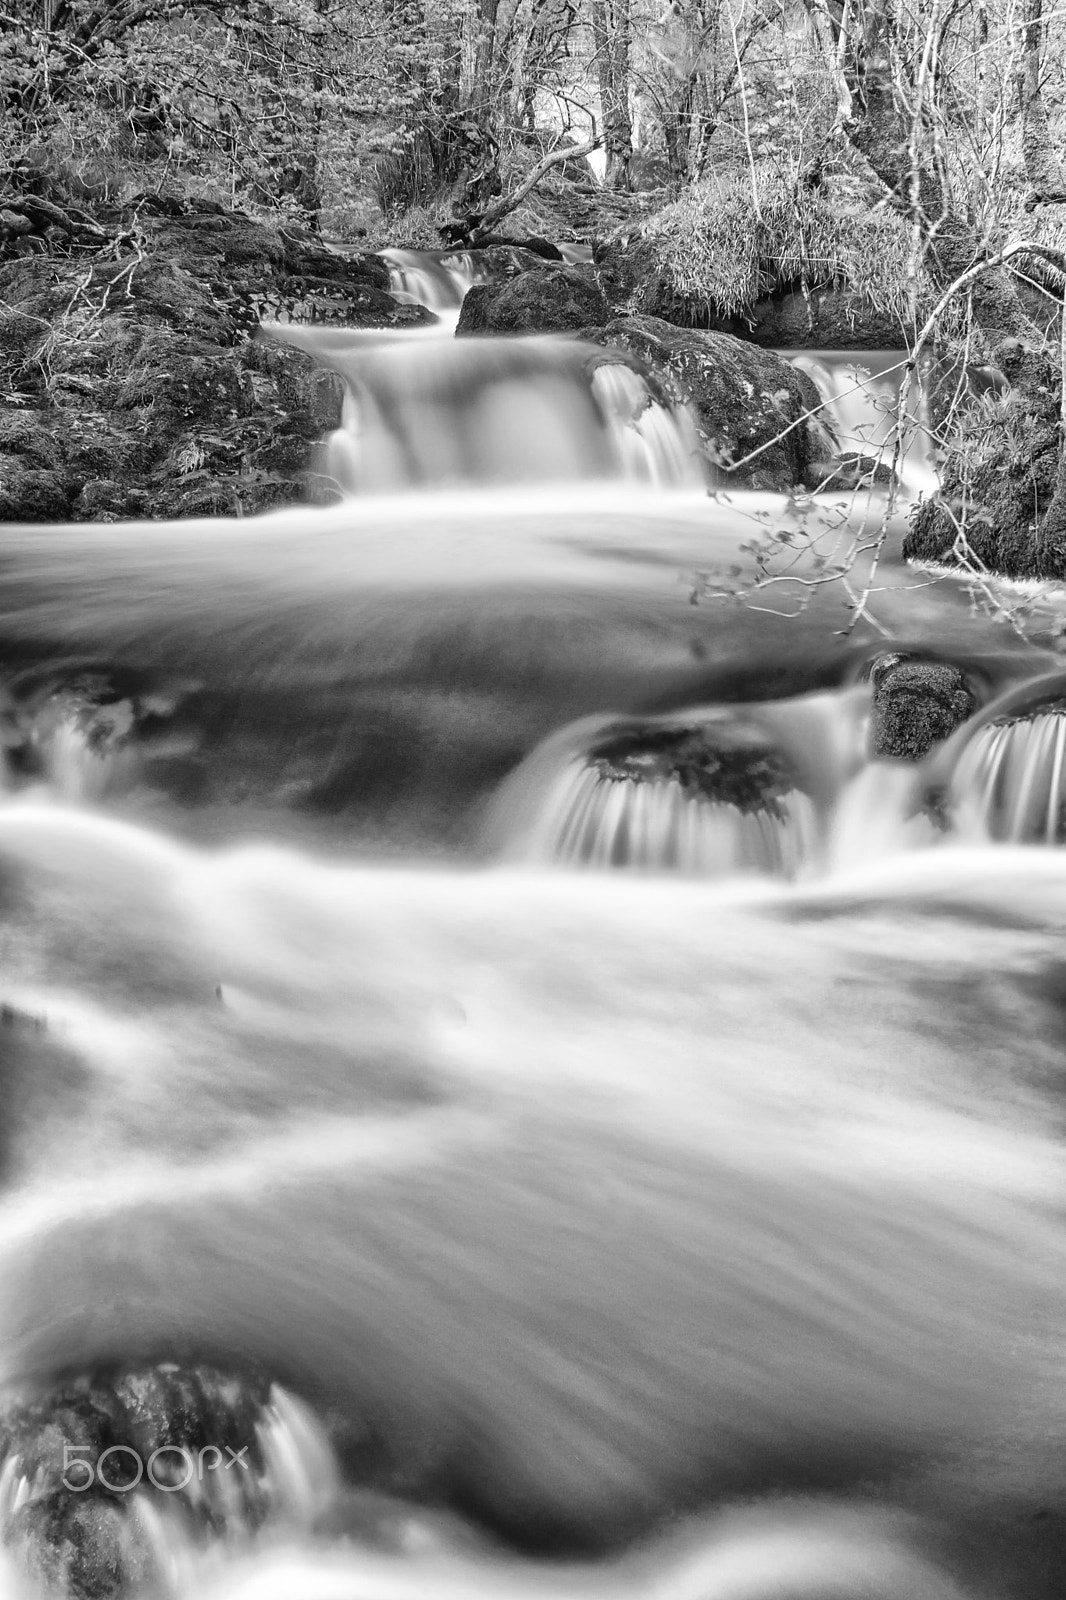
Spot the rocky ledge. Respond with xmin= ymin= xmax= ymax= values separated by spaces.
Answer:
xmin=0 ymin=202 xmax=428 ymax=522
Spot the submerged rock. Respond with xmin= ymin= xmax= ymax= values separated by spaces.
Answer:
xmin=868 ymin=656 xmax=976 ymax=760
xmin=0 ymin=204 xmax=426 ymax=521
xmin=456 ymin=265 xmax=610 ymax=335
xmin=580 ymin=315 xmax=836 ymax=491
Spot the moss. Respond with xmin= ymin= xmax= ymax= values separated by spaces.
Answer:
xmin=0 ymin=201 xmax=408 ymax=520
xmin=457 ymin=265 xmax=610 ymax=335
xmin=904 ymin=375 xmax=1064 ymax=579
xmin=616 ymin=171 xmax=928 ymax=332
xmin=584 ymin=314 xmax=832 ymax=490
xmin=590 ymin=722 xmax=798 ymax=816
xmin=870 ymin=660 xmax=976 ymax=760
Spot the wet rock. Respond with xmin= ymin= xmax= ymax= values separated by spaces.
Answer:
xmin=581 ymin=315 xmax=836 ymax=491
xmin=0 ymin=1364 xmax=275 ymax=1598
xmin=456 ymin=265 xmax=610 ymax=335
xmin=0 ymin=203 xmax=423 ymax=521
xmin=465 ymin=235 xmax=563 ymax=261
xmin=869 ymin=656 xmax=976 ymax=760
xmin=451 ymin=244 xmax=555 ymax=283
xmin=590 ymin=719 xmax=798 ymax=818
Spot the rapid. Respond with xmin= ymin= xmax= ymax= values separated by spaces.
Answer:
xmin=2 ymin=256 xmax=1066 ymax=1600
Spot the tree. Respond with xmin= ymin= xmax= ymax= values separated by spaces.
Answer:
xmin=591 ymin=0 xmax=633 ymax=187
xmin=800 ymin=0 xmax=1066 ymax=573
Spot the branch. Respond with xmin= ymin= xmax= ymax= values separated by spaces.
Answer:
xmin=908 ymin=238 xmax=1066 ymax=369
xmin=0 ymin=193 xmax=111 ymax=242
xmin=445 ymin=136 xmax=601 ymax=244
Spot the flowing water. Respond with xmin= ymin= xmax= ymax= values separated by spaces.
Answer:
xmin=380 ymin=249 xmax=484 ymax=320
xmin=787 ymin=350 xmax=939 ymax=496
xmin=5 ymin=252 xmax=1066 ymax=1600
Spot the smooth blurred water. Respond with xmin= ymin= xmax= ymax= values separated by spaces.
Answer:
xmin=787 ymin=350 xmax=938 ymax=495
xmin=5 ymin=266 xmax=1066 ymax=1600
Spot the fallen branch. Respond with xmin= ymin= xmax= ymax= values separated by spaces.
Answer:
xmin=0 ymin=193 xmax=111 ymax=243
xmin=442 ymin=136 xmax=601 ymax=247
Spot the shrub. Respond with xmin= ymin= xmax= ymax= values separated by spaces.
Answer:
xmin=632 ymin=169 xmax=928 ymax=327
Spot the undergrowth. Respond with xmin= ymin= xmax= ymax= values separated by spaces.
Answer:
xmin=634 ymin=169 xmax=929 ymax=328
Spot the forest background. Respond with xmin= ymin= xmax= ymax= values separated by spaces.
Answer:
xmin=2 ymin=0 xmax=1066 ymax=571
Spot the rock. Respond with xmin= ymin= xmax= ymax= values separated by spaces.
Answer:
xmin=590 ymin=718 xmax=799 ymax=816
xmin=457 ymin=265 xmax=610 ymax=335
xmin=464 ymin=234 xmax=563 ymax=261
xmin=0 ymin=203 xmax=425 ymax=521
xmin=0 ymin=1364 xmax=275 ymax=1599
xmin=0 ymin=208 xmax=34 ymax=238
xmin=682 ymin=288 xmax=906 ymax=351
xmin=597 ymin=229 xmax=907 ymax=349
xmin=803 ymin=452 xmax=900 ymax=493
xmin=902 ymin=349 xmax=1065 ymax=580
xmin=0 ymin=409 xmax=73 ymax=520
xmin=868 ymin=655 xmax=976 ymax=760
xmin=581 ymin=315 xmax=836 ymax=491
xmin=456 ymin=244 xmax=557 ymax=282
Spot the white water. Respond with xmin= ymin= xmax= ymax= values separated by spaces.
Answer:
xmin=6 ymin=250 xmax=1066 ymax=1600
xmin=950 ymin=713 xmax=1066 ymax=842
xmin=787 ymin=350 xmax=938 ymax=495
xmin=264 ymin=326 xmax=706 ymax=493
xmin=3 ymin=807 xmax=1066 ymax=1598
xmin=380 ymin=249 xmax=484 ymax=320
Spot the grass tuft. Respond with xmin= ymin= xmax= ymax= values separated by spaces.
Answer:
xmin=633 ymin=169 xmax=928 ymax=329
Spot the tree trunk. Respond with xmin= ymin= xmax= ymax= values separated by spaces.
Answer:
xmin=590 ymin=0 xmax=632 ymax=190
xmin=470 ymin=0 xmax=502 ymax=124
xmin=1017 ymin=0 xmax=1066 ymax=209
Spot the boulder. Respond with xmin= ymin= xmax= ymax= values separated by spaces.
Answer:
xmin=868 ymin=655 xmax=976 ymax=760
xmin=0 ymin=1364 xmax=275 ymax=1599
xmin=0 ymin=203 xmax=425 ymax=522
xmin=457 ymin=265 xmax=610 ymax=336
xmin=581 ymin=315 xmax=837 ymax=491
xmin=717 ymin=288 xmax=907 ymax=351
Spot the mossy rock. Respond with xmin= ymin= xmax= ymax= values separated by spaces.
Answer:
xmin=582 ymin=314 xmax=835 ymax=490
xmin=903 ymin=367 xmax=1063 ymax=579
xmin=869 ymin=657 xmax=977 ymax=760
xmin=457 ymin=265 xmax=610 ymax=335
xmin=0 ymin=202 xmax=413 ymax=520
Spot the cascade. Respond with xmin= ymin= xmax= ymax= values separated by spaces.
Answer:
xmin=379 ymin=248 xmax=484 ymax=318
xmin=485 ymin=693 xmax=870 ymax=879
xmin=928 ymin=671 xmax=1066 ymax=843
xmin=265 ymin=323 xmax=705 ymax=493
xmin=786 ymin=350 xmax=938 ymax=495
xmin=6 ymin=223 xmax=1066 ymax=1600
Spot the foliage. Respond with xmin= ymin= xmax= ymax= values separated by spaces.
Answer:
xmin=634 ymin=167 xmax=925 ymax=324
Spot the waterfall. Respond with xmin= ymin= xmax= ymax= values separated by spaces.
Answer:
xmin=513 ymin=758 xmax=820 ymax=877
xmin=379 ymin=249 xmax=483 ymax=320
xmin=15 ymin=214 xmax=1066 ymax=1600
xmin=487 ymin=694 xmax=870 ymax=880
xmin=262 ymin=324 xmax=706 ymax=493
xmin=950 ymin=712 xmax=1066 ymax=842
xmin=926 ymin=671 xmax=1066 ymax=844
xmin=786 ymin=351 xmax=938 ymax=496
